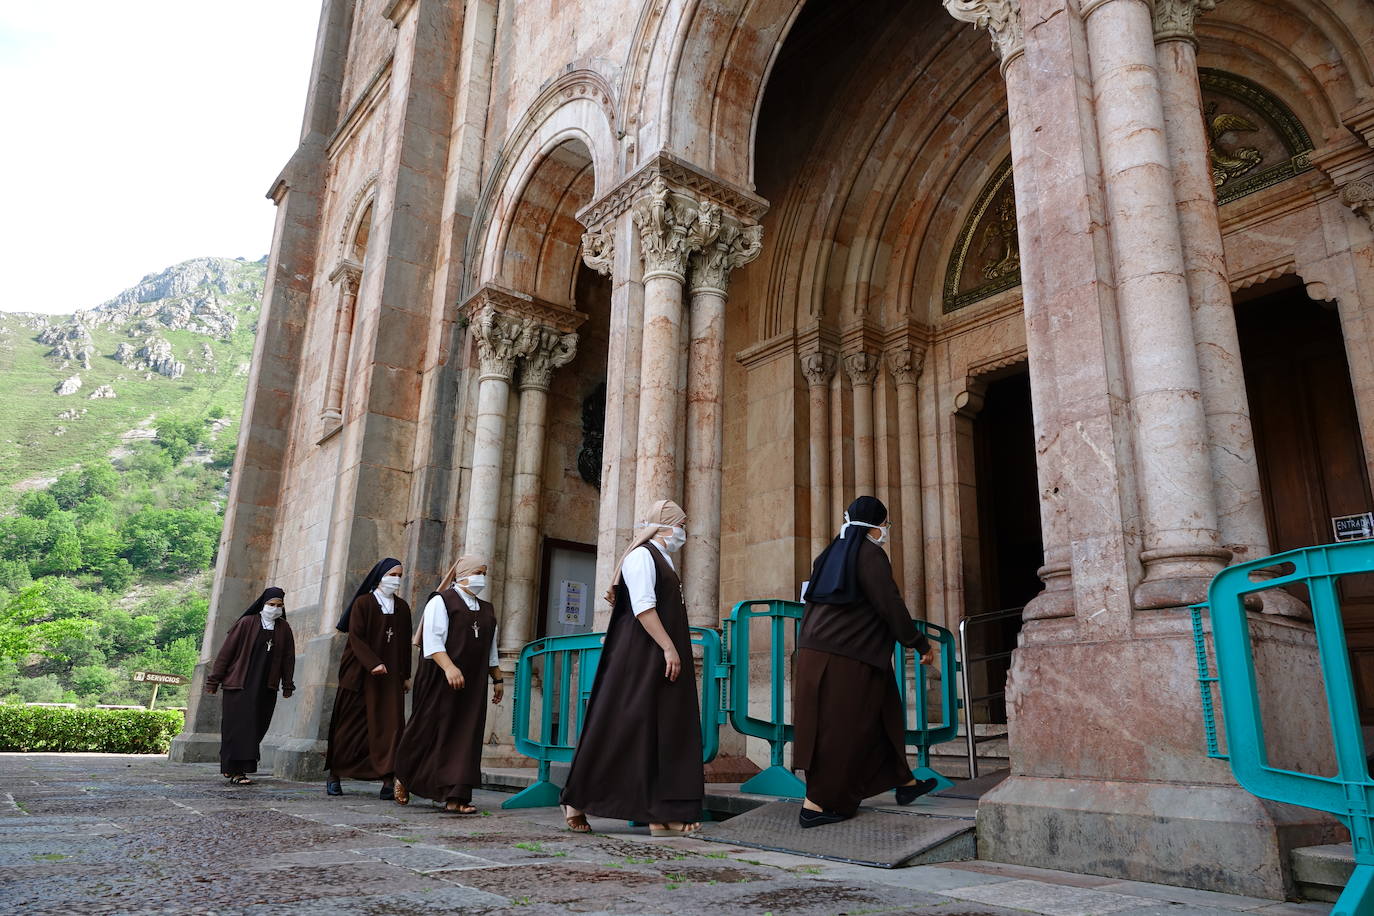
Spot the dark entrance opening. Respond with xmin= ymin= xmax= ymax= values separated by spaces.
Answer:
xmin=1237 ymin=277 xmax=1374 ymax=720
xmin=967 ymin=369 xmax=1042 ymax=723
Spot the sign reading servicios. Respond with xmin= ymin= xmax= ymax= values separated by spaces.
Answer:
xmin=132 ymin=671 xmax=188 ymax=686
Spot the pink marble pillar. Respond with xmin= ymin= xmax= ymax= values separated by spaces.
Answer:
xmin=888 ymin=347 xmax=926 ymax=612
xmin=683 ymin=223 xmax=762 ymax=626
xmin=320 ymin=263 xmax=361 ymax=430
xmin=500 ymin=327 xmax=578 ymax=654
xmin=1083 ymin=0 xmax=1228 ymax=608
xmin=843 ymin=351 xmax=880 ymax=497
xmin=801 ymin=349 xmax=837 ymax=562
xmin=464 ymin=305 xmax=529 ymax=562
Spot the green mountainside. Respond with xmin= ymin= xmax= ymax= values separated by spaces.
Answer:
xmin=0 ymin=257 xmax=266 ymax=709
xmin=0 ymin=257 xmax=265 ymax=490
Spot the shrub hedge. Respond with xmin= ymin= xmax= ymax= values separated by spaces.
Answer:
xmin=0 ymin=705 xmax=183 ymax=753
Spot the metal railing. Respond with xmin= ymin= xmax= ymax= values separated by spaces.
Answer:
xmin=957 ymin=606 xmax=1023 ymax=779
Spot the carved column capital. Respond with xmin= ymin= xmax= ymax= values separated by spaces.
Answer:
xmin=472 ymin=306 xmax=531 ymax=382
xmin=328 ymin=259 xmax=363 ymax=294
xmin=689 ymin=221 xmax=763 ymax=294
xmin=1339 ymin=174 xmax=1374 ymax=230
xmin=886 ymin=345 xmax=926 ymax=387
xmin=943 ymin=0 xmax=1024 ymax=70
xmin=799 ymin=349 xmax=837 ymax=389
xmin=1151 ymin=0 xmax=1222 ymax=44
xmin=631 ymin=176 xmax=717 ymax=281
xmin=520 ymin=326 xmax=579 ymax=392
xmin=843 ymin=351 xmax=880 ymax=388
xmin=580 ymin=227 xmax=614 ymax=277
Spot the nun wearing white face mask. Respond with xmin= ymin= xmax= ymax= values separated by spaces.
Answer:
xmin=560 ymin=499 xmax=703 ymax=837
xmin=205 ymin=587 xmax=295 ymax=785
xmin=393 ymin=555 xmax=501 ymax=813
xmin=325 ymin=558 xmax=413 ymax=799
xmin=792 ymin=495 xmax=938 ymax=828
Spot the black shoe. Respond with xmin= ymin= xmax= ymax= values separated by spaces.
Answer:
xmin=895 ymin=778 xmax=939 ymax=805
xmin=379 ymin=784 xmax=394 ymax=801
xmin=798 ymin=808 xmax=850 ymax=829
xmin=326 ymin=780 xmax=343 ymax=796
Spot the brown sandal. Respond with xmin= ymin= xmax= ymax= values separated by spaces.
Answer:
xmin=393 ymin=779 xmax=409 ymax=806
xmin=563 ymin=807 xmax=592 ymax=833
xmin=444 ymin=801 xmax=478 ymax=814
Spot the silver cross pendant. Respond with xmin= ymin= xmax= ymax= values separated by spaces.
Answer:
xmin=266 ymin=640 xmax=272 ymax=653
xmin=471 ymin=621 xmax=480 ymax=638
xmin=385 ymin=626 xmax=394 ymax=644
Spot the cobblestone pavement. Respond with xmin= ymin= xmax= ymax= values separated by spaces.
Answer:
xmin=0 ymin=754 xmax=1333 ymax=916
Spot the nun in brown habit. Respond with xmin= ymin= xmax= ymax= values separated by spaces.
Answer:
xmin=793 ymin=495 xmax=938 ymax=827
xmin=205 ymin=587 xmax=296 ymax=785
xmin=560 ymin=499 xmax=703 ymax=836
xmin=393 ymin=555 xmax=503 ymax=813
xmin=325 ymin=558 xmax=412 ymax=799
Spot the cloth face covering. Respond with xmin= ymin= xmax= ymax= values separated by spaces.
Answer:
xmin=338 ymin=558 xmax=402 ymax=632
xmin=261 ymin=605 xmax=284 ymax=629
xmin=805 ymin=496 xmax=889 ymax=605
xmin=658 ymin=526 xmax=687 ymax=553
xmin=458 ymin=574 xmax=487 ymax=598
xmin=376 ymin=575 xmax=402 ymax=597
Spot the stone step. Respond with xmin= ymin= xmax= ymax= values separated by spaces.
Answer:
xmin=1292 ymin=843 xmax=1353 ymax=903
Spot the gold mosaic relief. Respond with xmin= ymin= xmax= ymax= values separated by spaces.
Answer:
xmin=943 ymin=156 xmax=1020 ymax=314
xmin=1199 ymin=69 xmax=1314 ymax=206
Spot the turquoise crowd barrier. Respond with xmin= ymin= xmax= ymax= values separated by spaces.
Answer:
xmin=1193 ymin=540 xmax=1374 ymax=916
xmin=501 ymin=626 xmax=726 ymax=809
xmin=723 ymin=599 xmax=961 ymax=798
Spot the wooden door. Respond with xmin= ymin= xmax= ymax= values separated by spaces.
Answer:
xmin=1238 ymin=287 xmax=1374 ymax=719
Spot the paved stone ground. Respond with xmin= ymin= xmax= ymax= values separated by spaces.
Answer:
xmin=0 ymin=754 xmax=1333 ymax=916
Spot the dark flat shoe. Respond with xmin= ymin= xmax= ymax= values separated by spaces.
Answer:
xmin=896 ymin=778 xmax=939 ymax=805
xmin=379 ymin=784 xmax=395 ymax=801
xmin=798 ymin=808 xmax=850 ymax=829
xmin=326 ymin=780 xmax=343 ymax=796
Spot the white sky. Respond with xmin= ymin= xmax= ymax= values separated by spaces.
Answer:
xmin=0 ymin=3 xmax=322 ymax=314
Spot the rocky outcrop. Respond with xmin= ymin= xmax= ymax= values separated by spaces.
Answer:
xmin=80 ymin=257 xmax=262 ymax=340
xmin=134 ymin=338 xmax=185 ymax=380
xmin=57 ymin=408 xmax=87 ymax=420
xmin=88 ymin=385 xmax=116 ymax=400
xmin=114 ymin=342 xmax=137 ymax=366
xmin=39 ymin=320 xmax=94 ymax=370
xmin=55 ymin=375 xmax=82 ymax=396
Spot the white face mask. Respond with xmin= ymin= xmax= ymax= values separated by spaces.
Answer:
xmin=842 ymin=513 xmax=888 ymax=545
xmin=659 ymin=525 xmax=687 ymax=553
xmin=461 ymin=574 xmax=487 ymax=597
xmin=377 ymin=575 xmax=402 ymax=596
xmin=261 ymin=604 xmax=284 ymax=626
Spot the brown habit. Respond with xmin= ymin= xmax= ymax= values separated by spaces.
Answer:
xmin=393 ymin=590 xmax=495 ymax=804
xmin=326 ymin=593 xmax=412 ymax=779
xmin=210 ymin=618 xmax=295 ymax=775
xmin=793 ymin=537 xmax=929 ymax=816
xmin=561 ymin=543 xmax=703 ymax=823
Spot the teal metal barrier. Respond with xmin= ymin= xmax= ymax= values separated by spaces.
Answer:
xmin=1199 ymin=540 xmax=1374 ymax=916
xmin=502 ymin=626 xmax=726 ymax=809
xmin=723 ymin=599 xmax=962 ymax=798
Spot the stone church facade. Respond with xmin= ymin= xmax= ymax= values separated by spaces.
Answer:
xmin=172 ymin=0 xmax=1374 ymax=898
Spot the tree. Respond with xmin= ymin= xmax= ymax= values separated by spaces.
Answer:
xmin=80 ymin=524 xmax=121 ymax=572
xmin=0 ymin=559 xmax=30 ymax=593
xmin=80 ymin=463 xmax=119 ymax=501
xmin=46 ymin=472 xmax=84 ymax=511
xmin=0 ymin=516 xmax=48 ymax=567
xmin=33 ymin=512 xmax=81 ymax=577
xmin=100 ymin=558 xmax=134 ymax=592
xmin=124 ymin=445 xmax=174 ymax=482
xmin=0 ymin=579 xmax=102 ymax=667
xmin=18 ymin=490 xmax=58 ymax=519
xmin=74 ymin=495 xmax=115 ymax=527
xmin=71 ymin=664 xmax=116 ymax=701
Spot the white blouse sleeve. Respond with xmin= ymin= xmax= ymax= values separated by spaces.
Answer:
xmin=622 ymin=546 xmax=659 ymax=616
xmin=422 ymin=594 xmax=449 ymax=659
xmin=489 ymin=634 xmax=499 ymax=668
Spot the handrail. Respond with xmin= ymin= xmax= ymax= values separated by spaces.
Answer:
xmin=957 ymin=606 xmax=1024 ymax=779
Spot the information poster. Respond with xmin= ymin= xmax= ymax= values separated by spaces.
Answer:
xmin=560 ymin=579 xmax=587 ymax=625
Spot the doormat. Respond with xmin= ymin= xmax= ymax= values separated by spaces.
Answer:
xmin=934 ymin=768 xmax=1009 ymax=800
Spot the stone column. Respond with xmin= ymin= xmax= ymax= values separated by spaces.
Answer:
xmin=1154 ymin=0 xmax=1293 ymax=614
xmin=801 ymin=349 xmax=837 ymax=561
xmin=500 ymin=325 xmax=578 ymax=653
xmin=1083 ymin=0 xmax=1228 ymax=608
xmin=630 ymin=177 xmax=715 ymax=517
xmin=843 ymin=351 xmax=880 ymax=496
xmin=464 ymin=304 xmax=530 ymax=561
xmin=888 ymin=345 xmax=926 ymax=611
xmin=320 ymin=261 xmax=361 ymax=431
xmin=683 ymin=222 xmax=762 ymax=626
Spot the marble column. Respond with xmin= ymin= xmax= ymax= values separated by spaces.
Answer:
xmin=843 ymin=351 xmax=880 ymax=496
xmin=630 ymin=177 xmax=716 ymax=517
xmin=464 ymin=305 xmax=530 ymax=562
xmin=888 ymin=345 xmax=926 ymax=611
xmin=1153 ymin=1 xmax=1294 ymax=615
xmin=683 ymin=222 xmax=762 ymax=626
xmin=500 ymin=325 xmax=578 ymax=654
xmin=801 ymin=349 xmax=838 ymax=562
xmin=320 ymin=261 xmax=361 ymax=430
xmin=1083 ymin=0 xmax=1228 ymax=608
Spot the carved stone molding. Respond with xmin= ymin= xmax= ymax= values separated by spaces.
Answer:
xmin=799 ymin=349 xmax=837 ymax=389
xmin=470 ymin=306 xmax=531 ymax=381
xmin=580 ymin=227 xmax=615 ymax=277
xmin=579 ymin=150 xmax=768 ymax=232
xmin=942 ymin=0 xmax=1024 ymax=70
xmin=689 ymin=221 xmax=764 ymax=294
xmin=843 ymin=351 xmax=881 ymax=388
xmin=1340 ymin=174 xmax=1374 ymax=230
xmin=1152 ymin=0 xmax=1222 ymax=44
xmin=886 ymin=346 xmax=927 ymax=387
xmin=329 ymin=259 xmax=363 ymax=293
xmin=520 ymin=326 xmax=579 ymax=391
xmin=630 ymin=177 xmax=717 ymax=280
xmin=460 ymin=283 xmax=587 ymax=334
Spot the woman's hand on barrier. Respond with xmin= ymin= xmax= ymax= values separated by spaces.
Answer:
xmin=446 ymin=667 xmax=465 ymax=690
xmin=919 ymin=647 xmax=937 ymax=667
xmin=663 ymin=647 xmax=682 ymax=682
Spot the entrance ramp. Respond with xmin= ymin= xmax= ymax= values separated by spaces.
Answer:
xmin=696 ymin=800 xmax=974 ymax=869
